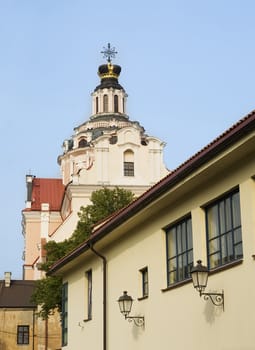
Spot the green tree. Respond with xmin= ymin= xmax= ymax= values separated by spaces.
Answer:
xmin=71 ymin=187 xmax=134 ymax=245
xmin=31 ymin=187 xmax=134 ymax=319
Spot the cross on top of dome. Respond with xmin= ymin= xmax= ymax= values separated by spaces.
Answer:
xmin=101 ymin=43 xmax=118 ymax=63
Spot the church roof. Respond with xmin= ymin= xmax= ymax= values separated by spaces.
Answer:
xmin=94 ymin=63 xmax=124 ymax=91
xmin=0 ymin=280 xmax=36 ymax=308
xmin=24 ymin=178 xmax=65 ymax=211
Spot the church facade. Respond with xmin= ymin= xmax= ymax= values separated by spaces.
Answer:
xmin=22 ymin=45 xmax=168 ymax=280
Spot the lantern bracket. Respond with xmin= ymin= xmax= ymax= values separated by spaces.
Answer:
xmin=191 ymin=260 xmax=224 ymax=311
xmin=118 ymin=291 xmax=145 ymax=327
xmin=125 ymin=315 xmax=145 ymax=327
xmin=200 ymin=291 xmax=224 ymax=310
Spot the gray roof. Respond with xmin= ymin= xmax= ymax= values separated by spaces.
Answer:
xmin=0 ymin=280 xmax=36 ymax=308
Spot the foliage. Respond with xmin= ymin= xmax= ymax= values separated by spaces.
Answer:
xmin=71 ymin=187 xmax=134 ymax=245
xmin=31 ymin=275 xmax=63 ymax=319
xmin=31 ymin=187 xmax=134 ymax=319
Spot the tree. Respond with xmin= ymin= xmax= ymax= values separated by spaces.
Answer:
xmin=71 ymin=187 xmax=134 ymax=245
xmin=31 ymin=187 xmax=134 ymax=318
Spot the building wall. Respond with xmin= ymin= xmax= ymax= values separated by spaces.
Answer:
xmin=0 ymin=308 xmax=37 ymax=350
xmin=22 ymin=211 xmax=63 ymax=280
xmin=60 ymin=133 xmax=255 ymax=350
xmin=60 ymin=126 xmax=167 ymax=188
xmin=36 ymin=312 xmax=61 ymax=350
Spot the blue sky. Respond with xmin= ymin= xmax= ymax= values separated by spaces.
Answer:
xmin=1 ymin=1 xmax=255 ymax=278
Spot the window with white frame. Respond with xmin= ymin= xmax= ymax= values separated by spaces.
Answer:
xmin=165 ymin=216 xmax=193 ymax=286
xmin=206 ymin=188 xmax=243 ymax=269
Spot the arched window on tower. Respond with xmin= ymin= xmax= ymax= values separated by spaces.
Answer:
xmin=103 ymin=94 xmax=108 ymax=112
xmin=78 ymin=138 xmax=88 ymax=148
xmin=96 ymin=97 xmax=99 ymax=113
xmin=123 ymin=150 xmax=134 ymax=177
xmin=114 ymin=95 xmax=118 ymax=113
xmin=122 ymin=97 xmax=125 ymax=113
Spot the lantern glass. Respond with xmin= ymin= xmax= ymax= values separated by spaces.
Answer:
xmin=191 ymin=260 xmax=209 ymax=295
xmin=118 ymin=291 xmax=133 ymax=317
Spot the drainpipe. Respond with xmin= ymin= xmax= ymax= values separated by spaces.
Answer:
xmin=45 ymin=317 xmax=48 ymax=350
xmin=89 ymin=244 xmax=107 ymax=350
xmin=32 ymin=309 xmax=35 ymax=350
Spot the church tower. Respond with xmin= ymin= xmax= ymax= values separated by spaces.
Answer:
xmin=22 ymin=44 xmax=169 ymax=278
xmin=58 ymin=43 xmax=168 ymax=188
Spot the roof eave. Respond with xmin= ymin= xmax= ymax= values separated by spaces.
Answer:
xmin=48 ymin=111 xmax=255 ymax=275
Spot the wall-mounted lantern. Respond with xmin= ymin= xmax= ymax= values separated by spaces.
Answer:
xmin=117 ymin=291 xmax=144 ymax=327
xmin=191 ymin=260 xmax=224 ymax=310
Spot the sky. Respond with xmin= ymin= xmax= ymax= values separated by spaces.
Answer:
xmin=1 ymin=0 xmax=255 ymax=279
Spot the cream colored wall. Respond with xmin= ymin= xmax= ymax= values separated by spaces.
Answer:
xmin=91 ymin=87 xmax=127 ymax=115
xmin=60 ymin=126 xmax=168 ymax=188
xmin=61 ymin=137 xmax=255 ymax=350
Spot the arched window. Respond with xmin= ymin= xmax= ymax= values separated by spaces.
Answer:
xmin=103 ymin=94 xmax=108 ymax=112
xmin=123 ymin=97 xmax=125 ymax=113
xmin=78 ymin=139 xmax=88 ymax=148
xmin=96 ymin=97 xmax=99 ymax=113
xmin=123 ymin=150 xmax=134 ymax=176
xmin=114 ymin=95 xmax=118 ymax=113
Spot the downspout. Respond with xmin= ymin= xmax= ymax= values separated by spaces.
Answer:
xmin=45 ymin=317 xmax=48 ymax=350
xmin=89 ymin=243 xmax=107 ymax=350
xmin=32 ymin=308 xmax=35 ymax=350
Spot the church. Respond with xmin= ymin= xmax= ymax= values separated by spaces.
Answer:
xmin=22 ymin=44 xmax=169 ymax=281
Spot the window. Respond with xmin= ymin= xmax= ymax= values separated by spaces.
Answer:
xmin=85 ymin=270 xmax=92 ymax=320
xmin=206 ymin=189 xmax=243 ymax=269
xmin=124 ymin=162 xmax=134 ymax=176
xmin=62 ymin=283 xmax=68 ymax=346
xmin=140 ymin=267 xmax=148 ymax=297
xmin=96 ymin=96 xmax=99 ymax=113
xmin=17 ymin=325 xmax=29 ymax=345
xmin=103 ymin=94 xmax=108 ymax=112
xmin=123 ymin=150 xmax=134 ymax=176
xmin=122 ymin=97 xmax=125 ymax=113
xmin=114 ymin=95 xmax=118 ymax=112
xmin=166 ymin=216 xmax=193 ymax=286
xmin=78 ymin=138 xmax=88 ymax=148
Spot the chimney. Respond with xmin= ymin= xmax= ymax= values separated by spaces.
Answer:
xmin=4 ymin=272 xmax=11 ymax=287
xmin=25 ymin=174 xmax=35 ymax=209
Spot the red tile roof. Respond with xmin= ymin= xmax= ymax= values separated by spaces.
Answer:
xmin=28 ymin=178 xmax=65 ymax=211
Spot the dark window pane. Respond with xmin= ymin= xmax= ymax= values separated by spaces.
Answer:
xmin=114 ymin=95 xmax=118 ymax=112
xmin=206 ymin=190 xmax=242 ymax=269
xmin=124 ymin=162 xmax=134 ymax=176
xmin=166 ymin=216 xmax=193 ymax=286
xmin=17 ymin=325 xmax=29 ymax=345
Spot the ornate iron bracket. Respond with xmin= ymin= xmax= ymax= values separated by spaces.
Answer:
xmin=125 ymin=315 xmax=145 ymax=327
xmin=200 ymin=291 xmax=224 ymax=310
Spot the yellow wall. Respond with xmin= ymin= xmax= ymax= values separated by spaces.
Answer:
xmin=60 ymin=131 xmax=255 ymax=350
xmin=0 ymin=309 xmax=37 ymax=350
